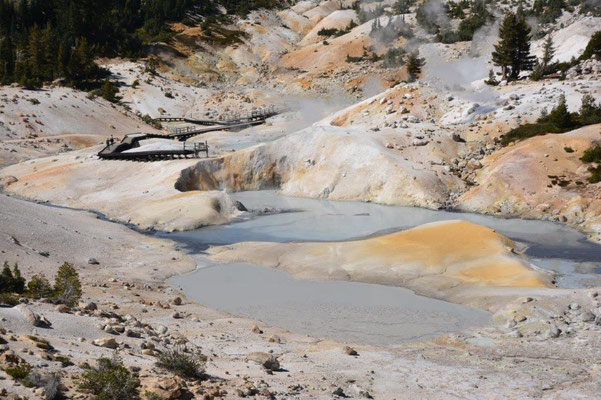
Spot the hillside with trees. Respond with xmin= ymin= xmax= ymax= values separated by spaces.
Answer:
xmin=0 ymin=0 xmax=281 ymax=89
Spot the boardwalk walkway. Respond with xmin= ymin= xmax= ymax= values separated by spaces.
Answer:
xmin=98 ymin=106 xmax=280 ymax=161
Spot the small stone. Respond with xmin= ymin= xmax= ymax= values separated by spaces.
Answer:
xmin=521 ymin=297 xmax=534 ymax=303
xmin=333 ymin=387 xmax=346 ymax=397
xmin=343 ymin=346 xmax=358 ymax=356
xmin=171 ymin=297 xmax=182 ymax=306
xmin=251 ymin=324 xmax=263 ymax=334
xmin=268 ymin=335 xmax=281 ymax=344
xmin=87 ymin=258 xmax=100 ymax=265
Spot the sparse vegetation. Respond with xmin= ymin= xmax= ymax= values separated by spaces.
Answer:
xmin=382 ymin=47 xmax=406 ymax=68
xmin=317 ymin=21 xmax=357 ymax=38
xmin=485 ymin=69 xmax=498 ymax=86
xmin=393 ymin=0 xmax=416 ymax=14
xmin=501 ymin=94 xmax=601 ymax=145
xmin=79 ymin=355 xmax=140 ymax=400
xmin=581 ymin=145 xmax=601 ymax=163
xmin=156 ymin=346 xmax=207 ymax=380
xmin=4 ymin=363 xmax=32 ymax=381
xmin=141 ymin=114 xmax=162 ymax=129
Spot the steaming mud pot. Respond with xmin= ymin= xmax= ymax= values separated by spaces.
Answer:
xmin=165 ymin=190 xmax=601 ymax=345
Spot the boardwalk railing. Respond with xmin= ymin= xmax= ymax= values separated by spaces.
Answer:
xmin=154 ymin=105 xmax=282 ymax=127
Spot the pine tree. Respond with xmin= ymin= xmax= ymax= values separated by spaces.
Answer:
xmin=0 ymin=261 xmax=13 ymax=293
xmin=11 ymin=263 xmax=25 ymax=294
xmin=492 ymin=11 xmax=536 ymax=80
xmin=541 ymin=35 xmax=555 ymax=71
xmin=406 ymin=51 xmax=425 ymax=81
xmin=53 ymin=262 xmax=82 ymax=306
xmin=101 ymin=79 xmax=121 ymax=103
xmin=579 ymin=94 xmax=601 ymax=125
xmin=547 ymin=94 xmax=574 ymax=129
xmin=0 ymin=35 xmax=14 ymax=83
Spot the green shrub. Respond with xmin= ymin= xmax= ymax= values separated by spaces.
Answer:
xmin=156 ymin=346 xmax=206 ymax=380
xmin=579 ymin=145 xmax=601 ymax=184
xmin=144 ymin=392 xmax=164 ymax=400
xmin=500 ymin=94 xmax=591 ymax=146
xmin=317 ymin=28 xmax=339 ymax=37
xmin=53 ymin=262 xmax=82 ymax=306
xmin=4 ymin=363 xmax=32 ymax=380
xmin=26 ymin=274 xmax=54 ymax=299
xmin=500 ymin=122 xmax=562 ymax=145
xmin=563 ymin=146 xmax=574 ymax=153
xmin=382 ymin=47 xmax=406 ymax=68
xmin=587 ymin=165 xmax=601 ymax=183
xmin=581 ymin=145 xmax=601 ymax=163
xmin=79 ymin=355 xmax=140 ymax=400
xmin=141 ymin=114 xmax=162 ymax=129
xmin=0 ymin=292 xmax=19 ymax=306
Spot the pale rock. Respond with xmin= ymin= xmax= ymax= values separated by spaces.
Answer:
xmin=247 ymin=352 xmax=280 ymax=371
xmin=93 ymin=337 xmax=118 ymax=349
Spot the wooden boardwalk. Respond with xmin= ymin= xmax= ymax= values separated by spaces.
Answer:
xmin=98 ymin=133 xmax=209 ymax=161
xmin=98 ymin=106 xmax=280 ymax=161
xmin=154 ymin=106 xmax=279 ymax=128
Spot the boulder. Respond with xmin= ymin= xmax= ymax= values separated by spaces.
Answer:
xmin=581 ymin=311 xmax=596 ymax=322
xmin=451 ymin=133 xmax=465 ymax=143
xmin=55 ymin=304 xmax=71 ymax=313
xmin=79 ymin=301 xmax=97 ymax=311
xmin=343 ymin=346 xmax=358 ymax=356
xmin=466 ymin=159 xmax=483 ymax=171
xmin=143 ymin=376 xmax=186 ymax=400
xmin=15 ymin=304 xmax=40 ymax=326
xmin=247 ymin=352 xmax=280 ymax=371
xmin=0 ymin=176 xmax=18 ymax=188
xmin=412 ymin=139 xmax=429 ymax=147
xmin=93 ymin=337 xmax=118 ymax=349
